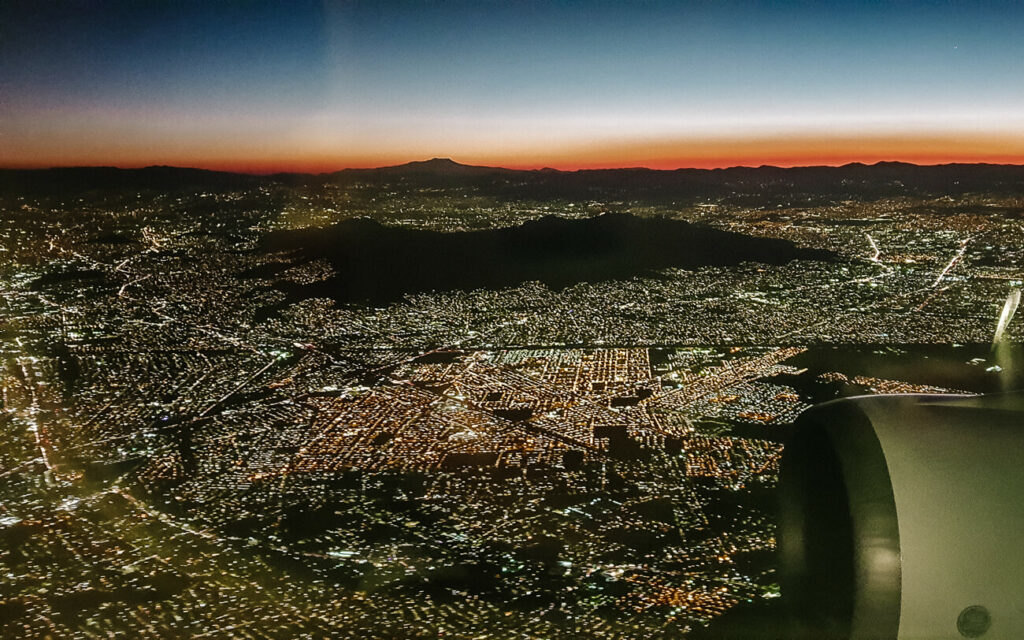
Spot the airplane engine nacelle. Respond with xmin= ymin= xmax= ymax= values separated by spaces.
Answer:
xmin=779 ymin=393 xmax=1024 ymax=639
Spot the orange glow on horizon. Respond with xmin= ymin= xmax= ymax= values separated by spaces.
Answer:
xmin=486 ymin=132 xmax=1024 ymax=172
xmin=6 ymin=132 xmax=1024 ymax=174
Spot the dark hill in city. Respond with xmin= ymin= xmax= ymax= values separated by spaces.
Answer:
xmin=255 ymin=213 xmax=835 ymax=305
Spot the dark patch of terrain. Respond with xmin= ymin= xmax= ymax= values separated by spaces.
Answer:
xmin=783 ymin=343 xmax=1024 ymax=397
xmin=690 ymin=598 xmax=846 ymax=640
xmin=28 ymin=268 xmax=106 ymax=290
xmin=253 ymin=213 xmax=835 ymax=305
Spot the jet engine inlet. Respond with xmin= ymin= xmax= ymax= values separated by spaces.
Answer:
xmin=779 ymin=393 xmax=1024 ymax=639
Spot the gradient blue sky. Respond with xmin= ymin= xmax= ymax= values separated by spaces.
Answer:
xmin=3 ymin=0 xmax=1024 ymax=171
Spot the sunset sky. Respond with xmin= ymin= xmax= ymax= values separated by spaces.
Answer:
xmin=4 ymin=0 xmax=1024 ymax=172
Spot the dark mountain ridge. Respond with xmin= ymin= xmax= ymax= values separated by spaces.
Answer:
xmin=6 ymin=159 xmax=1024 ymax=201
xmin=0 ymin=165 xmax=259 ymax=196
xmin=338 ymin=157 xmax=511 ymax=178
xmin=323 ymin=160 xmax=1024 ymax=201
xmin=254 ymin=213 xmax=835 ymax=305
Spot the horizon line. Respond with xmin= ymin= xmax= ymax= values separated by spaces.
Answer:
xmin=7 ymin=156 xmax=1024 ymax=176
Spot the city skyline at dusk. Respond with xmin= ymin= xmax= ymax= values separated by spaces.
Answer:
xmin=4 ymin=1 xmax=1024 ymax=172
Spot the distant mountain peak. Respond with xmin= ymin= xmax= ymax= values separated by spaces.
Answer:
xmin=357 ymin=157 xmax=508 ymax=177
xmin=406 ymin=157 xmax=468 ymax=168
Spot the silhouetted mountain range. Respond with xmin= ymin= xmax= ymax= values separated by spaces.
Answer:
xmin=253 ymin=213 xmax=835 ymax=305
xmin=7 ymin=159 xmax=1024 ymax=201
xmin=335 ymin=157 xmax=511 ymax=179
xmin=0 ymin=166 xmax=259 ymax=195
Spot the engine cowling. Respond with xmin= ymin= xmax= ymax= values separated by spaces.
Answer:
xmin=779 ymin=392 xmax=1024 ymax=639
